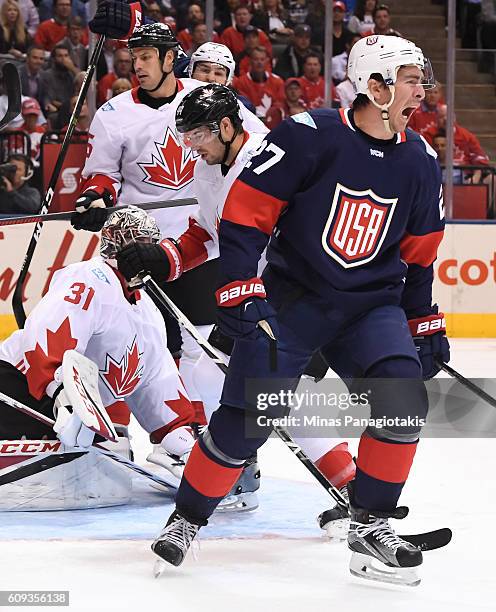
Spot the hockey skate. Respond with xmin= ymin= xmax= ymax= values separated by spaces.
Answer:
xmin=152 ymin=510 xmax=206 ymax=575
xmin=216 ymin=455 xmax=260 ymax=512
xmin=317 ymin=485 xmax=350 ymax=540
xmin=348 ymin=502 xmax=423 ymax=587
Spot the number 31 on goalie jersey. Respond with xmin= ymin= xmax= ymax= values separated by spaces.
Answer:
xmin=64 ymin=282 xmax=95 ymax=311
xmin=245 ymin=141 xmax=285 ymax=175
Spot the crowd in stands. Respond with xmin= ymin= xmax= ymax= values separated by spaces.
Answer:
xmin=0 ymin=0 xmax=493 ymax=216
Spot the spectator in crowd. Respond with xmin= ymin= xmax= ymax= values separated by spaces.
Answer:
xmin=60 ymin=16 xmax=87 ymax=70
xmin=19 ymin=45 xmax=46 ymax=105
xmin=251 ymin=0 xmax=294 ymax=45
xmin=215 ymin=0 xmax=240 ymax=33
xmin=372 ymin=4 xmax=403 ymax=37
xmin=35 ymin=0 xmax=88 ymax=52
xmin=0 ymin=0 xmax=32 ymax=57
xmin=286 ymin=0 xmax=309 ymax=25
xmin=332 ymin=33 xmax=361 ymax=83
xmin=39 ymin=43 xmax=80 ymax=125
xmin=111 ymin=77 xmax=132 ymax=97
xmin=62 ymin=94 xmax=90 ymax=133
xmin=306 ymin=0 xmax=352 ymax=54
xmin=0 ymin=153 xmax=40 ymax=214
xmin=265 ymin=76 xmax=307 ymax=129
xmin=220 ymin=4 xmax=272 ymax=59
xmin=177 ymin=3 xmax=219 ymax=53
xmin=163 ymin=15 xmax=177 ymax=33
xmin=37 ymin=0 xmax=87 ymax=25
xmin=14 ymin=97 xmax=46 ymax=166
xmin=347 ymin=0 xmax=376 ymax=35
xmin=146 ymin=2 xmax=165 ymax=23
xmin=297 ymin=51 xmax=330 ymax=109
xmin=97 ymin=48 xmax=138 ymax=107
xmin=187 ymin=22 xmax=209 ymax=55
xmin=431 ymin=130 xmax=464 ymax=184
xmin=425 ymin=104 xmax=490 ymax=181
xmin=274 ymin=23 xmax=319 ymax=80
xmin=233 ymin=45 xmax=284 ymax=118
xmin=13 ymin=0 xmax=39 ymax=38
xmin=408 ymin=81 xmax=443 ymax=137
xmin=237 ymin=24 xmax=272 ymax=75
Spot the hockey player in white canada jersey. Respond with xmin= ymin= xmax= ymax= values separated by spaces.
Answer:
xmin=0 ymin=207 xmax=196 ymax=510
xmin=116 ymin=85 xmax=357 ymax=517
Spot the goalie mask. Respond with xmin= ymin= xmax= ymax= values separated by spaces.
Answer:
xmin=100 ymin=206 xmax=160 ymax=260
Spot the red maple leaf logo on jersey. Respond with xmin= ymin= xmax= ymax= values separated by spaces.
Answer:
xmin=138 ymin=127 xmax=198 ymax=190
xmin=100 ymin=337 xmax=144 ymax=399
xmin=24 ymin=317 xmax=78 ymax=400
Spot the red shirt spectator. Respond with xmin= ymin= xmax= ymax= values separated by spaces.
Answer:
xmin=265 ymin=78 xmax=307 ymax=130
xmin=233 ymin=46 xmax=284 ymax=119
xmin=298 ymin=53 xmax=336 ymax=110
xmin=97 ymin=48 xmax=139 ymax=107
xmin=423 ymin=105 xmax=490 ymax=167
xmin=13 ymin=98 xmax=46 ymax=164
xmin=408 ymin=82 xmax=444 ymax=137
xmin=220 ymin=5 xmax=272 ymax=59
xmin=237 ymin=25 xmax=272 ymax=76
xmin=178 ymin=24 xmax=220 ymax=54
xmin=35 ymin=0 xmax=88 ymax=52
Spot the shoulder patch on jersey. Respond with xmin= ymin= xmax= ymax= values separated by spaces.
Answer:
xmin=91 ymin=268 xmax=110 ymax=284
xmin=290 ymin=112 xmax=317 ymax=129
xmin=101 ymin=102 xmax=115 ymax=111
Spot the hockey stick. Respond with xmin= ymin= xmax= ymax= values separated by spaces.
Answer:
xmin=12 ymin=36 xmax=106 ymax=330
xmin=437 ymin=360 xmax=496 ymax=410
xmin=141 ymin=274 xmax=348 ymax=512
xmin=0 ymin=198 xmax=198 ymax=226
xmin=0 ymin=62 xmax=21 ymax=130
xmin=0 ymin=389 xmax=178 ymax=491
xmin=142 ymin=275 xmax=452 ymax=550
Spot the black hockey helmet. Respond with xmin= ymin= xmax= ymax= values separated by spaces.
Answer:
xmin=175 ymin=83 xmax=243 ymax=135
xmin=128 ymin=22 xmax=179 ymax=53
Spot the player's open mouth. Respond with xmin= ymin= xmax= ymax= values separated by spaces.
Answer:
xmin=402 ymin=107 xmax=416 ymax=119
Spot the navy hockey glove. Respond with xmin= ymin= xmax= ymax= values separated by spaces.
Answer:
xmin=71 ymin=190 xmax=113 ymax=232
xmin=215 ymin=278 xmax=278 ymax=340
xmin=408 ymin=307 xmax=450 ymax=380
xmin=116 ymin=239 xmax=183 ymax=284
xmin=89 ymin=1 xmax=143 ymax=39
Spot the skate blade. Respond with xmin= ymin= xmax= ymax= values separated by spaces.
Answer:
xmin=216 ymin=492 xmax=259 ymax=513
xmin=349 ymin=552 xmax=421 ymax=587
xmin=323 ymin=518 xmax=350 ymax=541
xmin=153 ymin=559 xmax=167 ymax=578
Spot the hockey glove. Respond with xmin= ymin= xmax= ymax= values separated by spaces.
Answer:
xmin=71 ymin=189 xmax=113 ymax=232
xmin=116 ymin=238 xmax=183 ymax=284
xmin=408 ymin=306 xmax=450 ymax=380
xmin=215 ymin=278 xmax=279 ymax=340
xmin=89 ymin=1 xmax=143 ymax=39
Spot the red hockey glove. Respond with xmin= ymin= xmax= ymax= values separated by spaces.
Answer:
xmin=408 ymin=307 xmax=450 ymax=380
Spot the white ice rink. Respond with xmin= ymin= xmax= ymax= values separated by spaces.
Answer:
xmin=2 ymin=339 xmax=495 ymax=612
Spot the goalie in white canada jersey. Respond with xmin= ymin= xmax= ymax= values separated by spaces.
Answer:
xmin=0 ymin=207 xmax=197 ymax=509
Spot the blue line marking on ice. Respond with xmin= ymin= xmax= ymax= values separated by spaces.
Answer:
xmin=0 ymin=478 xmax=333 ymax=540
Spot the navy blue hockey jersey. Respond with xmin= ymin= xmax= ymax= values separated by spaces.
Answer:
xmin=218 ymin=108 xmax=445 ymax=316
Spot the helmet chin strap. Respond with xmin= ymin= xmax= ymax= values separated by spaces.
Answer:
xmin=218 ymin=128 xmax=239 ymax=165
xmin=366 ymin=84 xmax=397 ymax=136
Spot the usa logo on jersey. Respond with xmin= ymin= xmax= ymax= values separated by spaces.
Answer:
xmin=321 ymin=183 xmax=397 ymax=268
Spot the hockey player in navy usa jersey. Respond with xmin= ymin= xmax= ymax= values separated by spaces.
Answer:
xmin=152 ymin=35 xmax=450 ymax=586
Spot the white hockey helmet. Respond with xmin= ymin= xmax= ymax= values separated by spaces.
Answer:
xmin=100 ymin=206 xmax=161 ymax=260
xmin=347 ymin=35 xmax=434 ymax=96
xmin=188 ymin=42 xmax=236 ymax=85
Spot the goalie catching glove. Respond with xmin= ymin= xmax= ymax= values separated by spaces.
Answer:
xmin=52 ymin=350 xmax=117 ymax=448
xmin=116 ymin=239 xmax=183 ymax=284
xmin=215 ymin=278 xmax=278 ymax=340
xmin=408 ymin=305 xmax=450 ymax=380
xmin=71 ymin=189 xmax=114 ymax=232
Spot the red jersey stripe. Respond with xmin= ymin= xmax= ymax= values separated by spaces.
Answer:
xmin=178 ymin=218 xmax=212 ymax=271
xmin=183 ymin=443 xmax=242 ymax=498
xmin=356 ymin=434 xmax=417 ymax=483
xmin=400 ymin=230 xmax=444 ymax=267
xmin=223 ymin=180 xmax=287 ymax=235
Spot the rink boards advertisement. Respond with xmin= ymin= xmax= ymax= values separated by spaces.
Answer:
xmin=0 ymin=221 xmax=494 ymax=338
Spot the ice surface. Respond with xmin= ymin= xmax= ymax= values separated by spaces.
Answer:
xmin=1 ymin=339 xmax=495 ymax=611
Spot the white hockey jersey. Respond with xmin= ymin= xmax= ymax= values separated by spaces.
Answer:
xmin=0 ymin=257 xmax=193 ymax=436
xmin=178 ymin=131 xmax=267 ymax=270
xmin=82 ymin=79 xmax=268 ymax=239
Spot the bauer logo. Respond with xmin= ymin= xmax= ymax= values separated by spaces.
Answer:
xmin=321 ymin=183 xmax=397 ymax=268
